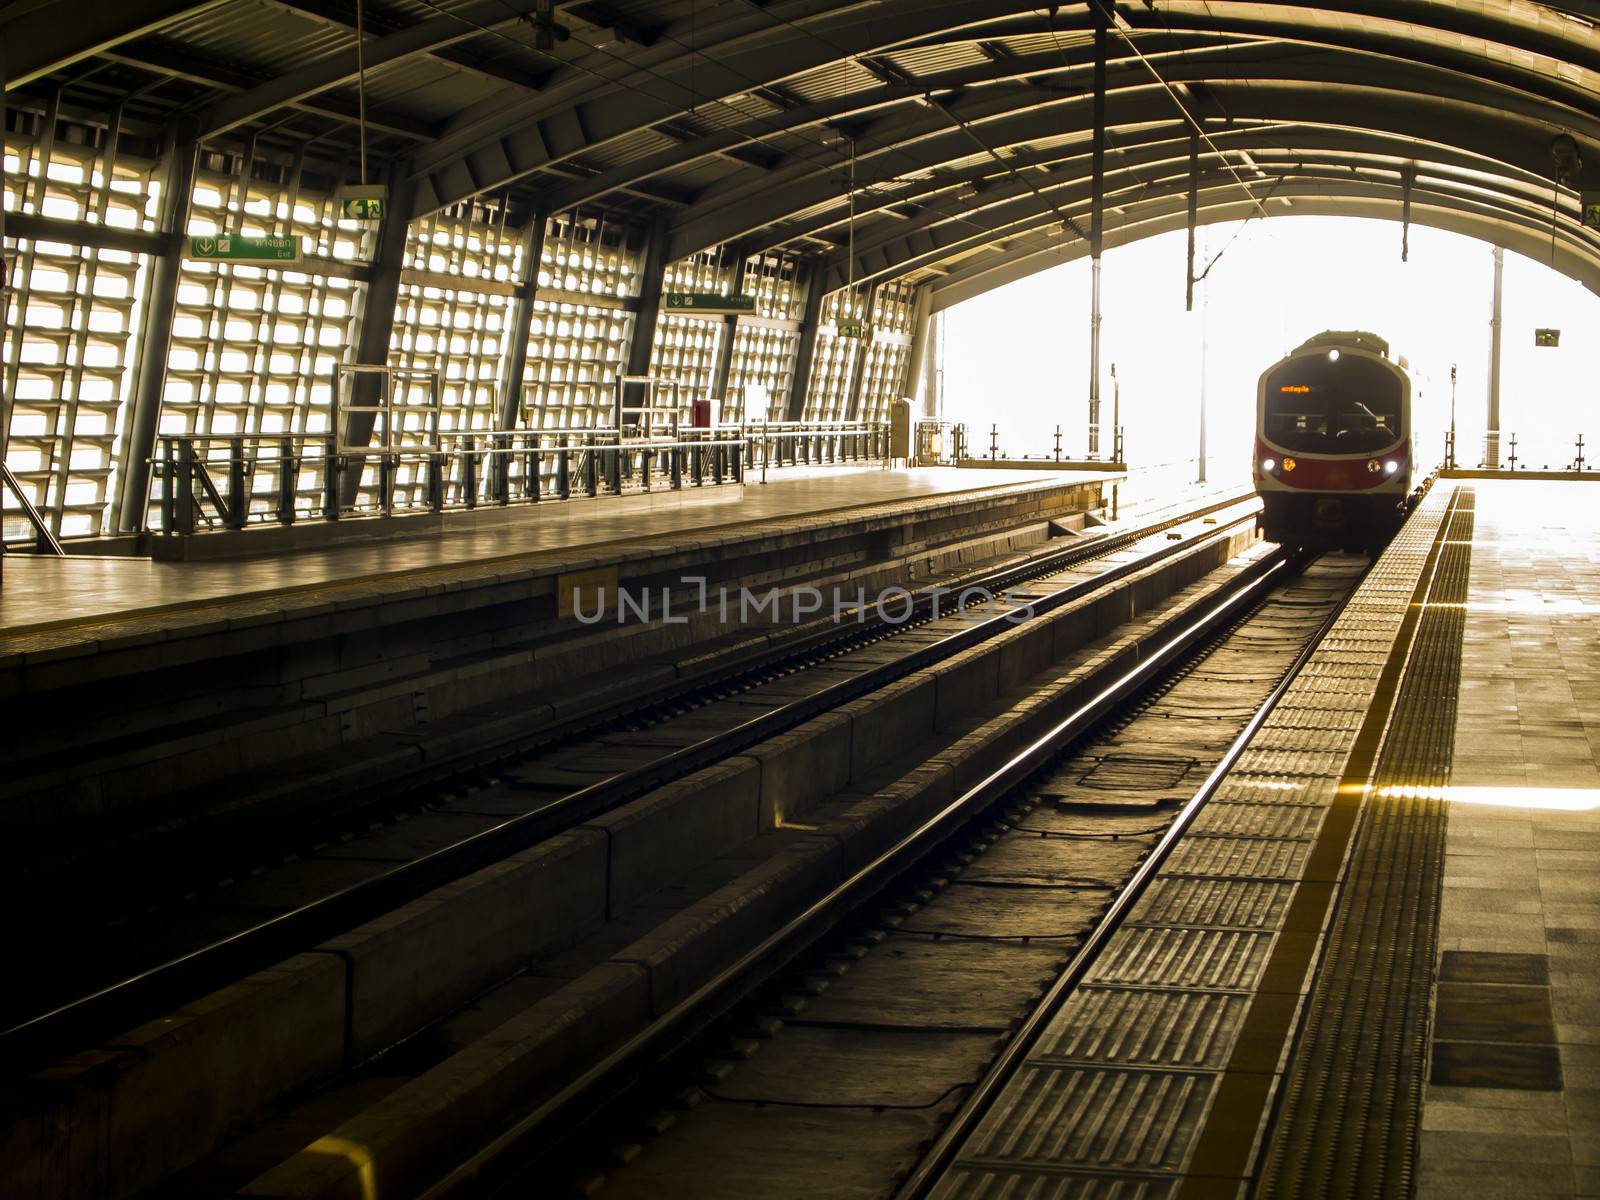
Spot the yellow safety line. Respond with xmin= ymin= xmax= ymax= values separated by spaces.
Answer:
xmin=1176 ymin=486 xmax=1463 ymax=1199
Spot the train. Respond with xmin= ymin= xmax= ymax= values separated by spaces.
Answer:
xmin=1254 ymin=330 xmax=1415 ymax=553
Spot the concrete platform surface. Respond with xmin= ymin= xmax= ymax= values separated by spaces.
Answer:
xmin=921 ymin=478 xmax=1600 ymax=1198
xmin=1421 ymin=481 xmax=1600 ymax=1199
xmin=0 ymin=467 xmax=1101 ymax=640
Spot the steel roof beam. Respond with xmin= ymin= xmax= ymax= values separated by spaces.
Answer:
xmin=1 ymin=0 xmax=227 ymax=89
xmin=407 ymin=0 xmax=1062 ymax=212
xmin=874 ymin=166 xmax=1586 ymax=291
xmin=927 ymin=189 xmax=1600 ymax=309
xmin=408 ymin=0 xmax=1600 ymax=216
xmin=813 ymin=125 xmax=1568 ymax=287
xmin=100 ymin=44 xmax=437 ymax=139
xmin=258 ymin=0 xmax=546 ymax=94
xmin=664 ymin=60 xmax=1590 ymax=260
xmin=198 ymin=0 xmax=553 ymax=138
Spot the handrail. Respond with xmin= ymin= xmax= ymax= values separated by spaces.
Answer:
xmin=0 ymin=462 xmax=67 ymax=556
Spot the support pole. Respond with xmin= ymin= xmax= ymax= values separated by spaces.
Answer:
xmin=1401 ymin=165 xmax=1414 ymax=262
xmin=495 ymin=207 xmax=547 ymax=432
xmin=708 ymin=254 xmax=746 ymax=408
xmin=786 ymin=261 xmax=826 ymax=421
xmin=1185 ymin=131 xmax=1199 ymax=312
xmin=624 ymin=215 xmax=669 ymax=379
xmin=843 ymin=286 xmax=878 ymax=421
xmin=904 ymin=284 xmax=936 ymax=418
xmin=115 ymin=123 xmax=198 ymax=531
xmin=0 ymin=38 xmax=8 ymax=500
xmin=338 ymin=163 xmax=415 ymax=506
xmin=1197 ymin=238 xmax=1209 ymax=485
xmin=1087 ymin=12 xmax=1107 ymax=459
xmin=1486 ymin=244 xmax=1504 ymax=468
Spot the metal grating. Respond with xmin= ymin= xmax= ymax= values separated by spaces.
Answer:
xmin=1256 ymin=491 xmax=1475 ymax=1198
xmin=922 ymin=487 xmax=1461 ymax=1197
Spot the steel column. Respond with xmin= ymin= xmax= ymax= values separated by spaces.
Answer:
xmin=904 ymin=282 xmax=936 ymax=418
xmin=843 ymin=286 xmax=878 ymax=422
xmin=338 ymin=163 xmax=415 ymax=506
xmin=1087 ymin=13 xmax=1107 ymax=459
xmin=1402 ymin=164 xmax=1414 ymax=261
xmin=496 ymin=208 xmax=547 ymax=432
xmin=786 ymin=261 xmax=826 ymax=421
xmin=114 ymin=123 xmax=197 ymax=531
xmin=1486 ymin=244 xmax=1503 ymax=468
xmin=708 ymin=254 xmax=746 ymax=406
xmin=1186 ymin=130 xmax=1199 ymax=311
xmin=624 ymin=215 xmax=669 ymax=379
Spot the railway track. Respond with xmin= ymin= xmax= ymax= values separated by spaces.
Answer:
xmin=413 ymin=549 xmax=1362 ymax=1200
xmin=4 ymin=492 xmax=1252 ymax=1071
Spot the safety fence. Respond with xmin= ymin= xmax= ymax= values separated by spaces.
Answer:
xmin=148 ymin=420 xmax=888 ymax=536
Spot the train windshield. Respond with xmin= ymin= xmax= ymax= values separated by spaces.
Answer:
xmin=1263 ymin=354 xmax=1403 ymax=453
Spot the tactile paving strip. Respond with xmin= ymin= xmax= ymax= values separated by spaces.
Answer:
xmin=925 ymin=487 xmax=1462 ymax=1198
xmin=1256 ymin=492 xmax=1473 ymax=1199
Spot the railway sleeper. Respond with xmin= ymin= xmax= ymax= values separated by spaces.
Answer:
xmin=0 ymin=523 xmax=1256 ymax=1200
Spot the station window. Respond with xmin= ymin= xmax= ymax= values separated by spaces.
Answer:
xmin=2 ymin=109 xmax=157 ymax=542
xmin=386 ymin=200 xmax=527 ymax=506
xmin=650 ymin=248 xmax=733 ymax=413
xmin=802 ymin=287 xmax=868 ymax=422
xmin=521 ymin=209 xmax=644 ymax=441
xmin=159 ymin=152 xmax=373 ymax=525
xmin=855 ymin=280 xmax=915 ymax=424
xmin=724 ymin=251 xmax=804 ymax=423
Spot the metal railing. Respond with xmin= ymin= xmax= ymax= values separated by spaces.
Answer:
xmin=148 ymin=419 xmax=888 ymax=536
xmin=0 ymin=461 xmax=66 ymax=555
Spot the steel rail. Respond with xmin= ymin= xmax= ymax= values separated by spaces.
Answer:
xmin=0 ymin=494 xmax=1253 ymax=1073
xmin=893 ymin=544 xmax=1355 ymax=1199
xmin=416 ymin=540 xmax=1302 ymax=1200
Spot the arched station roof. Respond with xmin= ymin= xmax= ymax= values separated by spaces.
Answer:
xmin=5 ymin=0 xmax=1600 ymax=303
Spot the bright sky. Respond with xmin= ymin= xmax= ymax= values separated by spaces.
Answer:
xmin=937 ymin=216 xmax=1600 ymax=480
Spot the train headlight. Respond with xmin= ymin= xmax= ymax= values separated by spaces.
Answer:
xmin=1282 ymin=457 xmax=1296 ymax=472
xmin=1327 ymin=349 xmax=1341 ymax=362
xmin=1261 ymin=457 xmax=1277 ymax=473
xmin=1384 ymin=460 xmax=1399 ymax=475
xmin=1366 ymin=459 xmax=1381 ymax=473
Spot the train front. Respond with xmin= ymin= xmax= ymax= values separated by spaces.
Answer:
xmin=1253 ymin=331 xmax=1411 ymax=553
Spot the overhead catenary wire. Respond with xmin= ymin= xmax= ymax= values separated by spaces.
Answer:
xmin=406 ymin=0 xmax=1067 ymax=266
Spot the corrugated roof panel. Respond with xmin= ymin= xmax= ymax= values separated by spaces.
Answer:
xmin=580 ymin=126 xmax=682 ymax=169
xmin=354 ymin=64 xmax=505 ymax=118
xmin=884 ymin=42 xmax=994 ymax=76
xmin=155 ymin=2 xmax=352 ymax=77
xmin=782 ymin=58 xmax=882 ymax=103
xmin=998 ymin=29 xmax=1095 ymax=57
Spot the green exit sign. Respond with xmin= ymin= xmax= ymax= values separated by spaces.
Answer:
xmin=1583 ymin=190 xmax=1600 ymax=229
xmin=188 ymin=234 xmax=302 ymax=263
xmin=342 ymin=197 xmax=383 ymax=220
xmin=339 ymin=184 xmax=387 ymax=222
xmin=1535 ymin=328 xmax=1560 ymax=347
xmin=837 ymin=319 xmax=866 ymax=338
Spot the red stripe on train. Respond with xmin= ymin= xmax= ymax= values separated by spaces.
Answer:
xmin=1255 ymin=440 xmax=1407 ymax=490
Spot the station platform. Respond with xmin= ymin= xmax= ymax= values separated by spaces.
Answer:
xmin=929 ymin=478 xmax=1600 ymax=1199
xmin=0 ymin=466 xmax=1108 ymax=654
xmin=0 ymin=465 xmax=1114 ymax=860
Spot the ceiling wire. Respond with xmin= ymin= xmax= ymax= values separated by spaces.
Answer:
xmin=355 ymin=0 xmax=369 ymax=185
xmin=409 ymin=0 xmax=1079 ymax=263
xmin=722 ymin=0 xmax=1098 ymax=264
xmin=1093 ymin=2 xmax=1268 ymax=221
